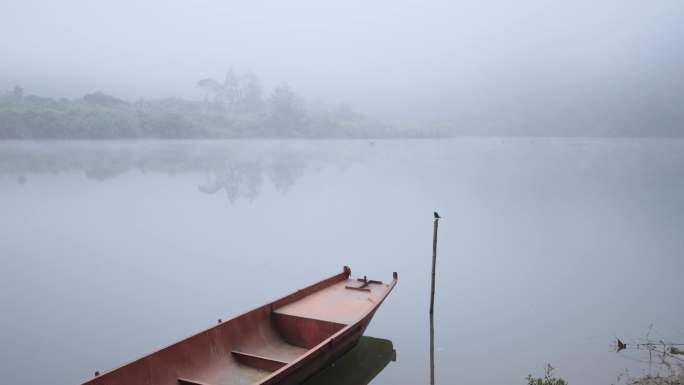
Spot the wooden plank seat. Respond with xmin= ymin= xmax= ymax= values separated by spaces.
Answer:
xmin=178 ymin=378 xmax=214 ymax=385
xmin=231 ymin=351 xmax=289 ymax=372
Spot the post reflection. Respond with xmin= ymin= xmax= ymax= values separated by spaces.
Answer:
xmin=430 ymin=314 xmax=435 ymax=385
xmin=302 ymin=336 xmax=396 ymax=385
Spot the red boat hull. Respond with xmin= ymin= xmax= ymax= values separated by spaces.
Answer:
xmin=82 ymin=267 xmax=397 ymax=385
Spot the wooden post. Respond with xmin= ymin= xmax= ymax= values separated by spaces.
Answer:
xmin=429 ymin=216 xmax=439 ymax=314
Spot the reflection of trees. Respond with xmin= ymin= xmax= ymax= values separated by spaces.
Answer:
xmin=0 ymin=141 xmax=370 ymax=202
xmin=267 ymin=151 xmax=306 ymax=193
xmin=196 ymin=149 xmax=314 ymax=202
xmin=198 ymin=162 xmax=263 ymax=203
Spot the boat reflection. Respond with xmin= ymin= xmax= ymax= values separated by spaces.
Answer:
xmin=302 ymin=336 xmax=396 ymax=385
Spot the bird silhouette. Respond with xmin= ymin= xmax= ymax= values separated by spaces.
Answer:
xmin=434 ymin=211 xmax=441 ymax=219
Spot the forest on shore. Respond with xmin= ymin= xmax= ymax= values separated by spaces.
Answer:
xmin=3 ymin=69 xmax=683 ymax=139
xmin=0 ymin=70 xmax=398 ymax=139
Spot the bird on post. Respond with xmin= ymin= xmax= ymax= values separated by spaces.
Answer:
xmin=434 ymin=211 xmax=441 ymax=219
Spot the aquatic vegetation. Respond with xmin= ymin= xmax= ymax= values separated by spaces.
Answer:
xmin=526 ymin=364 xmax=568 ymax=385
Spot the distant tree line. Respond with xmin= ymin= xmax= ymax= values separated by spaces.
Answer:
xmin=0 ymin=71 xmax=392 ymax=139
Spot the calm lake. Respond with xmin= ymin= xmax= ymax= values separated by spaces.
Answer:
xmin=1 ymin=138 xmax=683 ymax=385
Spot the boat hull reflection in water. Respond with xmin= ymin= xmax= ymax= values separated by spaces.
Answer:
xmin=303 ymin=336 xmax=396 ymax=385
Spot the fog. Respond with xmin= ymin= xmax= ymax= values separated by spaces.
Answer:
xmin=2 ymin=2 xmax=684 ymax=385
xmin=2 ymin=0 xmax=683 ymax=133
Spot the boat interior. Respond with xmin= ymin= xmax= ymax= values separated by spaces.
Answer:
xmin=84 ymin=268 xmax=396 ymax=385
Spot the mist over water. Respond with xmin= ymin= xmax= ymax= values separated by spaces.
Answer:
xmin=1 ymin=138 xmax=682 ymax=385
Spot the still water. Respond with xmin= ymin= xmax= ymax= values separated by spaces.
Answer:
xmin=1 ymin=139 xmax=683 ymax=385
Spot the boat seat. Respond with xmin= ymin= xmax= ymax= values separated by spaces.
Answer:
xmin=231 ymin=350 xmax=288 ymax=372
xmin=178 ymin=378 xmax=214 ymax=385
xmin=273 ymin=279 xmax=389 ymax=325
xmin=176 ymin=351 xmax=289 ymax=385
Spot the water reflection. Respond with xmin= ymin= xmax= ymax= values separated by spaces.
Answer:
xmin=0 ymin=141 xmax=370 ymax=202
xmin=303 ymin=336 xmax=396 ymax=385
xmin=430 ymin=314 xmax=435 ymax=385
xmin=197 ymin=161 xmax=264 ymax=203
xmin=2 ymin=138 xmax=684 ymax=385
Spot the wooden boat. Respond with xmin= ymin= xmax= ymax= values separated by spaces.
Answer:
xmin=82 ymin=266 xmax=397 ymax=385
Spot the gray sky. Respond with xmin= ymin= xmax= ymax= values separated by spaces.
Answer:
xmin=1 ymin=0 xmax=683 ymax=126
